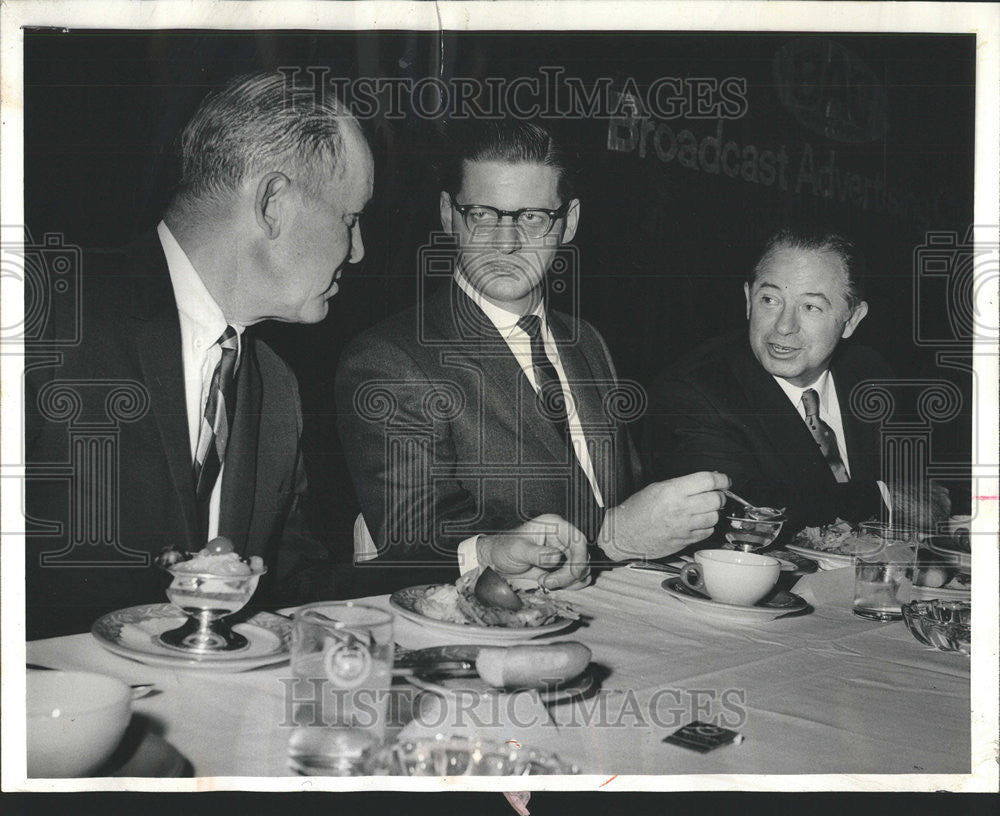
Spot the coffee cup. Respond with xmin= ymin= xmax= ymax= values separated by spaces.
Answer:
xmin=679 ymin=549 xmax=781 ymax=606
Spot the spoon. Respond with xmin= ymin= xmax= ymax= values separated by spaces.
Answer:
xmin=723 ymin=489 xmax=785 ymax=519
xmin=474 ymin=567 xmax=523 ymax=610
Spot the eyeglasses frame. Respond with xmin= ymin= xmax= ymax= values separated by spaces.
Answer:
xmin=448 ymin=193 xmax=571 ymax=238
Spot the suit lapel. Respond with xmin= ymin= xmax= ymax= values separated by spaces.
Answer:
xmin=832 ymin=354 xmax=876 ymax=483
xmin=728 ymin=336 xmax=836 ymax=486
xmin=218 ymin=334 xmax=262 ymax=553
xmin=429 ymin=284 xmax=570 ymax=465
xmin=127 ymin=241 xmax=202 ymax=547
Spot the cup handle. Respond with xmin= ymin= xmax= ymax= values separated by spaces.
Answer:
xmin=679 ymin=563 xmax=705 ymax=593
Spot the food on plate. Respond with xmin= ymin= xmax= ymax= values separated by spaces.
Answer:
xmin=413 ymin=569 xmax=580 ymax=628
xmin=792 ymin=519 xmax=885 ymax=556
xmin=474 ymin=642 xmax=592 ymax=688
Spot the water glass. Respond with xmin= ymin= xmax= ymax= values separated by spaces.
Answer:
xmin=853 ymin=524 xmax=917 ymax=621
xmin=287 ymin=602 xmax=394 ymax=776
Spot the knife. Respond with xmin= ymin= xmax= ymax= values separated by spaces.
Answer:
xmin=392 ymin=645 xmax=483 ymax=678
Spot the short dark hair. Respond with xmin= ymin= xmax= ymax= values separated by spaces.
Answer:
xmin=169 ymin=72 xmax=356 ymax=217
xmin=751 ymin=227 xmax=866 ymax=310
xmin=439 ymin=118 xmax=577 ymax=201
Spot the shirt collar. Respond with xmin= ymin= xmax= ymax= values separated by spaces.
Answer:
xmin=158 ymin=221 xmax=244 ymax=353
xmin=772 ymin=368 xmax=832 ymax=408
xmin=454 ymin=270 xmax=545 ymax=341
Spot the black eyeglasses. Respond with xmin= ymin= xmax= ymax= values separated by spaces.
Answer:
xmin=449 ymin=193 xmax=570 ymax=239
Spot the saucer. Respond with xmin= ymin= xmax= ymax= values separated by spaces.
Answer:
xmin=97 ymin=718 xmax=191 ymax=777
xmin=660 ymin=578 xmax=809 ymax=623
xmin=91 ymin=603 xmax=292 ymax=671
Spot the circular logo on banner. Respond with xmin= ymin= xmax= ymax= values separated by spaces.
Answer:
xmin=323 ymin=638 xmax=373 ymax=689
xmin=773 ymin=39 xmax=888 ymax=143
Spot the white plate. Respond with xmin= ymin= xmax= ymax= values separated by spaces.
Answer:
xmin=91 ymin=603 xmax=292 ymax=671
xmin=785 ymin=543 xmax=854 ymax=571
xmin=660 ymin=578 xmax=809 ymax=623
xmin=389 ymin=585 xmax=574 ymax=643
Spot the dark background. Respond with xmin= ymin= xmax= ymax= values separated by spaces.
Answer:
xmin=24 ymin=30 xmax=976 ymax=561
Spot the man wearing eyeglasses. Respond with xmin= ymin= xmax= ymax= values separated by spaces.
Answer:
xmin=336 ymin=118 xmax=728 ymax=594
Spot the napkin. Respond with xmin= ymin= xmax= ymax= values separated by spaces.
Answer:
xmin=791 ymin=566 xmax=854 ymax=608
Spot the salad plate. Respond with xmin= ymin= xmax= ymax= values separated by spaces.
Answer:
xmin=91 ymin=603 xmax=292 ymax=670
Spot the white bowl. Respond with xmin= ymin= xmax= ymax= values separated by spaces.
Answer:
xmin=27 ymin=671 xmax=132 ymax=777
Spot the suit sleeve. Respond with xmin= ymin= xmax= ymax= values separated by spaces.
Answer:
xmin=643 ymin=373 xmax=883 ymax=530
xmin=335 ymin=334 xmax=485 ymax=575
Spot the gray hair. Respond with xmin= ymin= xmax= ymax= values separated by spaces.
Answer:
xmin=751 ymin=227 xmax=866 ymax=311
xmin=169 ymin=72 xmax=356 ymax=216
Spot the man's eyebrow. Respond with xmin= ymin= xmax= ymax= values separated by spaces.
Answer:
xmin=801 ymin=291 xmax=833 ymax=306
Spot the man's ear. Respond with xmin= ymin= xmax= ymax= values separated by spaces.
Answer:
xmin=841 ymin=300 xmax=869 ymax=339
xmin=440 ymin=190 xmax=455 ymax=233
xmin=744 ymin=281 xmax=752 ymax=320
xmin=561 ymin=199 xmax=581 ymax=244
xmin=255 ymin=172 xmax=291 ymax=238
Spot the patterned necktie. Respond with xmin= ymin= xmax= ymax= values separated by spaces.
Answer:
xmin=801 ymin=388 xmax=849 ymax=483
xmin=516 ymin=314 xmax=569 ymax=433
xmin=193 ymin=326 xmax=239 ymax=502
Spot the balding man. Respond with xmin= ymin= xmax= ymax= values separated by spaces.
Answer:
xmin=25 ymin=73 xmax=373 ymax=637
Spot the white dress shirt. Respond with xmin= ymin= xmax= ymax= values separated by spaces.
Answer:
xmin=450 ymin=272 xmax=604 ymax=572
xmin=773 ymin=369 xmax=892 ymax=512
xmin=772 ymin=369 xmax=852 ymax=477
xmin=157 ymin=221 xmax=244 ymax=541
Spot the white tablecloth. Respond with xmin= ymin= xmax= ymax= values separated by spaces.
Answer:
xmin=24 ymin=565 xmax=971 ymax=779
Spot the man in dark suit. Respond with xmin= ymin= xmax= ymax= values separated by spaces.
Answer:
xmin=644 ymin=228 xmax=893 ymax=533
xmin=336 ymin=119 xmax=728 ymax=593
xmin=25 ymin=73 xmax=373 ymax=638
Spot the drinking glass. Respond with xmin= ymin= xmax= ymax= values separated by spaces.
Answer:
xmin=287 ymin=602 xmax=394 ymax=776
xmin=853 ymin=524 xmax=917 ymax=621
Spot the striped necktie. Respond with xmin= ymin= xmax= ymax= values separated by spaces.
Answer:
xmin=193 ymin=326 xmax=239 ymax=502
xmin=801 ymin=387 xmax=849 ymax=483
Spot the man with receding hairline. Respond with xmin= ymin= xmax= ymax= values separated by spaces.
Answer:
xmin=26 ymin=72 xmax=373 ymax=637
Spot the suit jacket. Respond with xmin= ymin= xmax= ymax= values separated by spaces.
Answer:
xmin=25 ymin=234 xmax=318 ymax=638
xmin=335 ymin=282 xmax=642 ymax=592
xmin=643 ymin=330 xmax=891 ymax=532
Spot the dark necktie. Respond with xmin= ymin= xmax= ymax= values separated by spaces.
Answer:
xmin=193 ymin=326 xmax=239 ymax=502
xmin=516 ymin=314 xmax=569 ymax=432
xmin=801 ymin=387 xmax=849 ymax=483
xmin=516 ymin=314 xmax=602 ymax=540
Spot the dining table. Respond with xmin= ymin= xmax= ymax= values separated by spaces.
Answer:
xmin=22 ymin=562 xmax=974 ymax=786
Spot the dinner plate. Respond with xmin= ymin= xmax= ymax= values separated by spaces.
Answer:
xmin=660 ymin=578 xmax=809 ymax=623
xmin=785 ymin=543 xmax=854 ymax=571
xmin=407 ymin=665 xmax=595 ymax=705
xmin=91 ymin=603 xmax=292 ymax=671
xmin=389 ymin=585 xmax=575 ymax=643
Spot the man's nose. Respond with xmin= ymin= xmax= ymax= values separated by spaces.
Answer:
xmin=348 ymin=221 xmax=365 ymax=264
xmin=492 ymin=217 xmax=523 ymax=253
xmin=775 ymin=304 xmax=799 ymax=334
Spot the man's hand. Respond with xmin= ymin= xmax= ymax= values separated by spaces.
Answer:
xmin=889 ymin=482 xmax=952 ymax=531
xmin=598 ymin=471 xmax=730 ymax=560
xmin=476 ymin=514 xmax=590 ymax=590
